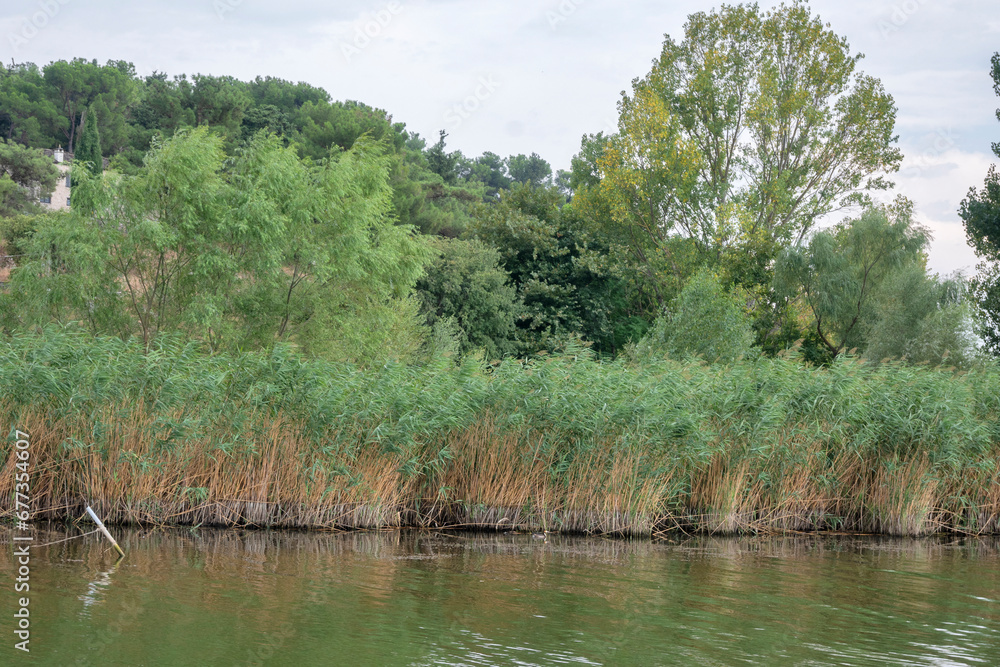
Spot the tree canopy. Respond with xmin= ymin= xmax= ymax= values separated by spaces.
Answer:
xmin=0 ymin=5 xmax=981 ymax=369
xmin=959 ymin=52 xmax=1000 ymax=355
xmin=576 ymin=1 xmax=902 ymax=304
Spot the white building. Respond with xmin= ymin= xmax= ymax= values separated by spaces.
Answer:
xmin=38 ymin=147 xmax=72 ymax=211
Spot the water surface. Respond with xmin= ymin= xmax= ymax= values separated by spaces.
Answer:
xmin=2 ymin=527 xmax=999 ymax=665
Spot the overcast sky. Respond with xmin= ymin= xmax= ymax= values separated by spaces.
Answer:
xmin=3 ymin=0 xmax=997 ymax=276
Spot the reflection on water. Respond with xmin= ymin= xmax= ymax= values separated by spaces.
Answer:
xmin=1 ymin=527 xmax=999 ymax=666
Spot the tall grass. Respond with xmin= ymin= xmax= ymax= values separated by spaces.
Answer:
xmin=2 ymin=327 xmax=999 ymax=536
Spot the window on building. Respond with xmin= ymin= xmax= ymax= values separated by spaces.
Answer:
xmin=39 ymin=196 xmax=51 ymax=204
xmin=66 ymin=197 xmax=71 ymax=206
xmin=65 ymin=174 xmax=71 ymax=187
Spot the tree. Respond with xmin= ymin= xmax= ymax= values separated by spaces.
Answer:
xmin=241 ymin=104 xmax=292 ymax=141
xmin=467 ymin=151 xmax=510 ymax=199
xmin=505 ymin=153 xmax=552 ymax=188
xmin=959 ymin=52 xmax=1000 ymax=355
xmin=576 ymin=1 xmax=902 ymax=304
xmin=189 ymin=74 xmax=251 ymax=137
xmin=415 ymin=237 xmax=520 ymax=359
xmin=774 ymin=204 xmax=931 ymax=362
xmin=247 ymin=75 xmax=329 ymax=112
xmin=293 ymin=99 xmax=405 ymax=159
xmin=43 ymin=58 xmax=138 ymax=153
xmin=75 ymin=107 xmax=102 ymax=174
xmin=862 ymin=266 xmax=976 ymax=368
xmin=633 ymin=269 xmax=754 ymax=364
xmin=0 ymin=139 xmax=59 ymax=217
xmin=6 ymin=128 xmax=430 ymax=359
xmin=426 ymin=130 xmax=459 ymax=184
xmin=0 ymin=62 xmax=66 ymax=147
xmin=470 ymin=183 xmax=649 ymax=356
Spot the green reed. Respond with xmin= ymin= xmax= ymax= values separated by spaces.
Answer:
xmin=1 ymin=327 xmax=998 ymax=535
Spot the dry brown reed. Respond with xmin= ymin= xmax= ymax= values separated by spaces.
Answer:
xmin=7 ymin=405 xmax=998 ymax=537
xmin=1 ymin=403 xmax=413 ymax=530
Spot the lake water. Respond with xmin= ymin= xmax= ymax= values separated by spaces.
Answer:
xmin=2 ymin=527 xmax=999 ymax=666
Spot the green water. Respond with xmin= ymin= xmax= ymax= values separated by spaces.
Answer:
xmin=2 ymin=528 xmax=999 ymax=666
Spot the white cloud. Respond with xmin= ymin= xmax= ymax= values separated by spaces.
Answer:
xmin=893 ymin=147 xmax=994 ymax=276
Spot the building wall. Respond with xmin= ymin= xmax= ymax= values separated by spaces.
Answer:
xmin=40 ymin=163 xmax=72 ymax=211
xmin=38 ymin=149 xmax=72 ymax=212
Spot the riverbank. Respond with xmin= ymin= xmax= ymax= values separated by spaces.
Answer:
xmin=2 ymin=328 xmax=999 ymax=536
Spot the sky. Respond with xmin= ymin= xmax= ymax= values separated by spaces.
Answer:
xmin=2 ymin=0 xmax=997 ymax=276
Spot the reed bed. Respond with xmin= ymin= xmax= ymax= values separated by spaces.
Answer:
xmin=1 ymin=327 xmax=1000 ymax=536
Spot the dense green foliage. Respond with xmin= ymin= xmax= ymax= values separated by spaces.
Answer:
xmin=634 ymin=269 xmax=754 ymax=364
xmin=1 ymin=129 xmax=428 ymax=363
xmin=774 ymin=204 xmax=975 ymax=366
xmin=2 ymin=327 xmax=999 ymax=534
xmin=959 ymin=52 xmax=1000 ymax=355
xmin=470 ymin=184 xmax=649 ymax=356
xmin=0 ymin=139 xmax=58 ymax=217
xmin=415 ymin=237 xmax=520 ymax=359
xmin=0 ymin=3 xmax=989 ymax=367
xmin=572 ymin=1 xmax=909 ymax=357
xmin=0 ymin=4 xmax=997 ymax=540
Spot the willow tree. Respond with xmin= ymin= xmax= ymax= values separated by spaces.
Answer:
xmin=577 ymin=1 xmax=902 ymax=303
xmin=772 ymin=203 xmax=974 ymax=367
xmin=5 ymin=127 xmax=429 ymax=362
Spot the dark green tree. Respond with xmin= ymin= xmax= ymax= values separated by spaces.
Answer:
xmin=0 ymin=139 xmax=59 ymax=217
xmin=470 ymin=183 xmax=648 ymax=356
xmin=43 ymin=58 xmax=138 ymax=153
xmin=0 ymin=61 xmax=66 ymax=147
xmin=415 ymin=237 xmax=520 ymax=358
xmin=426 ymin=130 xmax=459 ymax=184
xmin=75 ymin=107 xmax=102 ymax=174
xmin=959 ymin=52 xmax=1000 ymax=355
xmin=505 ymin=152 xmax=552 ymax=188
xmin=467 ymin=151 xmax=510 ymax=199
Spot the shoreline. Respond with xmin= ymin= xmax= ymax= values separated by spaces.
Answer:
xmin=2 ymin=331 xmax=999 ymax=538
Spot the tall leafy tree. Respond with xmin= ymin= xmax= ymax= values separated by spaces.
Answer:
xmin=75 ymin=107 xmax=102 ymax=174
xmin=774 ymin=204 xmax=931 ymax=362
xmin=42 ymin=58 xmax=138 ymax=153
xmin=426 ymin=130 xmax=459 ymax=184
xmin=0 ymin=62 xmax=66 ymax=147
xmin=505 ymin=153 xmax=552 ymax=188
xmin=7 ymin=128 xmax=429 ymax=359
xmin=293 ymin=99 xmax=405 ymax=159
xmin=576 ymin=1 xmax=902 ymax=304
xmin=959 ymin=52 xmax=1000 ymax=355
xmin=466 ymin=151 xmax=510 ymax=199
xmin=471 ymin=183 xmax=648 ymax=356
